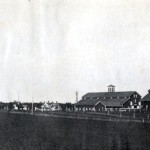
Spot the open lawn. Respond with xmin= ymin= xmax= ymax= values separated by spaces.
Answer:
xmin=0 ymin=112 xmax=150 ymax=150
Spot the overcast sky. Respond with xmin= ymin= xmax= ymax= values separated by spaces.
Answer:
xmin=0 ymin=0 xmax=150 ymax=102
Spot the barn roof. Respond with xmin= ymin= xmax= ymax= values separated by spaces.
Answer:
xmin=108 ymin=85 xmax=115 ymax=87
xmin=100 ymin=98 xmax=129 ymax=107
xmin=76 ymin=99 xmax=99 ymax=106
xmin=82 ymin=91 xmax=136 ymax=98
xmin=76 ymin=91 xmax=140 ymax=107
xmin=76 ymin=98 xmax=130 ymax=107
xmin=141 ymin=93 xmax=150 ymax=101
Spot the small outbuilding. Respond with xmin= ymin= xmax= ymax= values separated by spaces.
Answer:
xmin=141 ymin=90 xmax=150 ymax=112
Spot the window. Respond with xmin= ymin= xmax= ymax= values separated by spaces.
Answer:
xmin=89 ymin=108 xmax=91 ymax=110
xmin=130 ymin=101 xmax=133 ymax=105
xmin=134 ymin=94 xmax=137 ymax=98
xmin=104 ymin=97 xmax=106 ymax=99
xmin=138 ymin=102 xmax=141 ymax=105
xmin=135 ymin=99 xmax=136 ymax=103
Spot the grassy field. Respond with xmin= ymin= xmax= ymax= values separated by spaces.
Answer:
xmin=0 ymin=112 xmax=150 ymax=150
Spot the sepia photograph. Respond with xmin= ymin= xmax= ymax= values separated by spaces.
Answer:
xmin=0 ymin=0 xmax=150 ymax=149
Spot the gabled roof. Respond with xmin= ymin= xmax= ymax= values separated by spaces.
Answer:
xmin=100 ymin=98 xmax=129 ymax=107
xmin=76 ymin=99 xmax=99 ymax=106
xmin=141 ymin=93 xmax=150 ymax=101
xmin=108 ymin=85 xmax=115 ymax=87
xmin=82 ymin=91 xmax=136 ymax=98
xmin=76 ymin=97 xmax=130 ymax=107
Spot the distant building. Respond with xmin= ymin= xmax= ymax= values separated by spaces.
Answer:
xmin=59 ymin=103 xmax=74 ymax=111
xmin=51 ymin=102 xmax=62 ymax=111
xmin=12 ymin=101 xmax=24 ymax=111
xmin=75 ymin=85 xmax=141 ymax=112
xmin=22 ymin=103 xmax=32 ymax=111
xmin=38 ymin=101 xmax=62 ymax=112
xmin=34 ymin=102 xmax=43 ymax=111
xmin=41 ymin=102 xmax=52 ymax=111
xmin=0 ymin=102 xmax=8 ymax=110
xmin=141 ymin=90 xmax=150 ymax=111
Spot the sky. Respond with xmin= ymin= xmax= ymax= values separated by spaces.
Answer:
xmin=0 ymin=0 xmax=150 ymax=102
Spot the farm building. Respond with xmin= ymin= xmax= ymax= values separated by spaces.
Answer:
xmin=12 ymin=101 xmax=24 ymax=111
xmin=59 ymin=103 xmax=74 ymax=111
xmin=75 ymin=85 xmax=141 ymax=112
xmin=141 ymin=90 xmax=150 ymax=112
xmin=37 ymin=101 xmax=62 ymax=112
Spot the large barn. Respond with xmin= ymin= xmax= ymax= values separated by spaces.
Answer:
xmin=75 ymin=85 xmax=141 ymax=112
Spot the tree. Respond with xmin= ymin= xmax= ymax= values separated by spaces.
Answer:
xmin=8 ymin=102 xmax=14 ymax=111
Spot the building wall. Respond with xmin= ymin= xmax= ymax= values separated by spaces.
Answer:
xmin=75 ymin=105 xmax=94 ymax=111
xmin=95 ymin=102 xmax=106 ymax=112
xmin=106 ymin=107 xmax=121 ymax=111
xmin=123 ymin=93 xmax=141 ymax=109
xmin=141 ymin=101 xmax=150 ymax=111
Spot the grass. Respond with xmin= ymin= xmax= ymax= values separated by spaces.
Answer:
xmin=0 ymin=112 xmax=150 ymax=150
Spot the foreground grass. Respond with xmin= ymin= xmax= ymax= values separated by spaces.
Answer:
xmin=0 ymin=112 xmax=150 ymax=150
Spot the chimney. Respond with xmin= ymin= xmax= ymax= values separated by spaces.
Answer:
xmin=76 ymin=91 xmax=78 ymax=103
xmin=108 ymin=85 xmax=115 ymax=92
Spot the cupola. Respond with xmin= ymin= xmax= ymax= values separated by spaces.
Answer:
xmin=108 ymin=85 xmax=115 ymax=92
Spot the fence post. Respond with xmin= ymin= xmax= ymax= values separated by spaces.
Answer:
xmin=147 ymin=114 xmax=149 ymax=120
xmin=109 ymin=116 xmax=111 ymax=121
xmin=120 ymin=112 xmax=122 ymax=117
xmin=143 ymin=118 xmax=145 ymax=123
xmin=107 ymin=110 xmax=109 ymax=115
xmin=32 ymin=97 xmax=34 ymax=114
xmin=133 ymin=112 xmax=135 ymax=118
